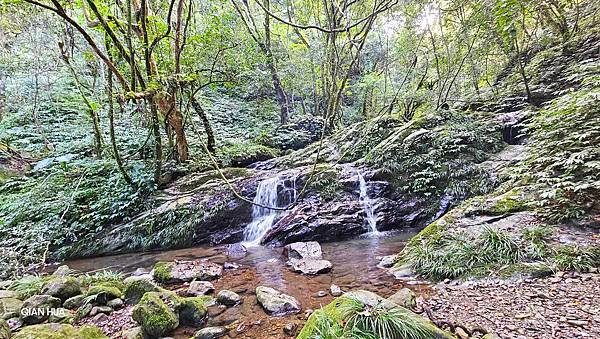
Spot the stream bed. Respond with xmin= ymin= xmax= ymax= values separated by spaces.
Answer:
xmin=66 ymin=229 xmax=426 ymax=338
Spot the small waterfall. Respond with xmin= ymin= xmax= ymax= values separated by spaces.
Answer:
xmin=243 ymin=175 xmax=297 ymax=246
xmin=357 ymin=170 xmax=380 ymax=235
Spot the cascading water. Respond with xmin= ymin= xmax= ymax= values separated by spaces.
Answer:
xmin=357 ymin=170 xmax=380 ymax=235
xmin=243 ymin=175 xmax=297 ymax=246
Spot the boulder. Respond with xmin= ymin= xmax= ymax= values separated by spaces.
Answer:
xmin=390 ymin=264 xmax=414 ymax=279
xmin=387 ymin=288 xmax=416 ymax=308
xmin=0 ymin=297 xmax=23 ymax=319
xmin=193 ymin=326 xmax=228 ymax=339
xmin=216 ymin=290 xmax=240 ymax=306
xmin=377 ymin=255 xmax=397 ymax=268
xmin=225 ymin=243 xmax=247 ymax=259
xmin=179 ymin=297 xmax=208 ymax=327
xmin=52 ymin=265 xmax=72 ymax=277
xmin=89 ymin=306 xmax=112 ymax=317
xmin=288 ymin=258 xmax=332 ymax=275
xmin=187 ymin=281 xmax=214 ymax=296
xmin=63 ymin=295 xmax=85 ymax=310
xmin=283 ymin=242 xmax=323 ymax=260
xmin=123 ymin=274 xmax=153 ymax=285
xmin=20 ymin=295 xmax=61 ymax=324
xmin=152 ymin=260 xmax=222 ymax=284
xmin=42 ymin=277 xmax=82 ymax=302
xmin=86 ymin=282 xmax=124 ymax=304
xmin=7 ymin=317 xmax=23 ymax=331
xmin=107 ymin=298 xmax=124 ymax=310
xmin=131 ymin=292 xmax=179 ymax=337
xmin=47 ymin=308 xmax=72 ymax=324
xmin=116 ymin=326 xmax=145 ymax=339
xmin=0 ymin=290 xmax=19 ymax=299
xmin=256 ymin=286 xmax=301 ymax=316
xmin=124 ymin=279 xmax=160 ymax=305
xmin=0 ymin=319 xmax=9 ymax=339
xmin=12 ymin=323 xmax=107 ymax=339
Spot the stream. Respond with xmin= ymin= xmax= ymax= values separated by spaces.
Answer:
xmin=66 ymin=230 xmax=425 ymax=338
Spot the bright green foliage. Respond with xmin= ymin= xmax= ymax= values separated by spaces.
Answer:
xmin=9 ymin=275 xmax=47 ymax=299
xmin=81 ymin=270 xmax=124 ymax=286
xmin=552 ymin=245 xmax=600 ymax=271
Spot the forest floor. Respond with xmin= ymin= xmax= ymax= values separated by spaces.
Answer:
xmin=422 ymin=271 xmax=600 ymax=338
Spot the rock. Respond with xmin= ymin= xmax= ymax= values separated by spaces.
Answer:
xmin=187 ymin=281 xmax=214 ymax=296
xmin=330 ymin=284 xmax=342 ymax=297
xmin=123 ymin=274 xmax=153 ymax=285
xmin=256 ymin=286 xmax=301 ymax=316
xmin=124 ymin=278 xmax=160 ymax=305
xmin=193 ymin=326 xmax=228 ymax=339
xmin=0 ymin=319 xmax=9 ymax=339
xmin=455 ymin=327 xmax=469 ymax=339
xmin=152 ymin=260 xmax=223 ymax=284
xmin=107 ymin=298 xmax=124 ymax=309
xmin=0 ymin=290 xmax=19 ymax=299
xmin=225 ymin=243 xmax=247 ymax=259
xmin=7 ymin=317 xmax=23 ymax=331
xmin=223 ymin=262 xmax=239 ymax=270
xmin=179 ymin=297 xmax=208 ymax=327
xmin=48 ymin=308 xmax=72 ymax=324
xmin=0 ymin=282 xmax=12 ymax=290
xmin=20 ymin=295 xmax=61 ymax=324
xmin=117 ymin=326 xmax=145 ymax=339
xmin=0 ymin=297 xmax=23 ymax=319
xmin=131 ymin=268 xmax=149 ymax=276
xmin=89 ymin=306 xmax=112 ymax=317
xmin=390 ymin=264 xmax=413 ymax=279
xmin=216 ymin=290 xmax=240 ymax=306
xmin=132 ymin=292 xmax=179 ymax=337
xmin=317 ymin=291 xmax=327 ymax=298
xmin=86 ymin=283 xmax=123 ymax=304
xmin=63 ymin=295 xmax=85 ymax=310
xmin=52 ymin=265 xmax=72 ymax=277
xmin=482 ymin=334 xmax=501 ymax=339
xmin=377 ymin=255 xmax=397 ymax=268
xmin=387 ymin=288 xmax=416 ymax=308
xmin=283 ymin=241 xmax=323 ymax=260
xmin=41 ymin=277 xmax=82 ymax=302
xmin=283 ymin=322 xmax=297 ymax=336
xmin=12 ymin=323 xmax=107 ymax=339
xmin=92 ymin=313 xmax=109 ymax=323
xmin=288 ymin=258 xmax=332 ymax=275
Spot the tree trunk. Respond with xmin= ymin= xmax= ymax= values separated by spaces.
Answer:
xmin=191 ymin=96 xmax=216 ymax=153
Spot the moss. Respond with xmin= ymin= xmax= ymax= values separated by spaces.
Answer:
xmin=488 ymin=191 xmax=527 ymax=215
xmin=131 ymin=292 xmax=179 ymax=337
xmin=124 ymin=279 xmax=161 ymax=305
xmin=152 ymin=262 xmax=174 ymax=283
xmin=179 ymin=297 xmax=208 ymax=327
xmin=86 ymin=282 xmax=123 ymax=299
xmin=11 ymin=323 xmax=107 ymax=339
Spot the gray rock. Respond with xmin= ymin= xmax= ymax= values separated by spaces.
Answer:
xmin=7 ymin=317 xmax=23 ymax=331
xmin=330 ymin=284 xmax=342 ymax=297
xmin=131 ymin=268 xmax=149 ymax=276
xmin=52 ymin=265 xmax=72 ymax=277
xmin=387 ymin=288 xmax=416 ymax=308
xmin=377 ymin=255 xmax=397 ymax=268
xmin=63 ymin=295 xmax=85 ymax=310
xmin=187 ymin=281 xmax=215 ymax=296
xmin=20 ymin=295 xmax=61 ymax=324
xmin=123 ymin=274 xmax=153 ymax=285
xmin=283 ymin=322 xmax=298 ymax=336
xmin=288 ymin=258 xmax=332 ymax=275
xmin=283 ymin=241 xmax=323 ymax=260
xmin=47 ymin=308 xmax=71 ymax=323
xmin=390 ymin=264 xmax=413 ymax=279
xmin=124 ymin=278 xmax=160 ymax=305
xmin=107 ymin=298 xmax=124 ymax=310
xmin=217 ymin=290 xmax=240 ymax=306
xmin=89 ymin=306 xmax=112 ymax=317
xmin=0 ymin=297 xmax=22 ymax=319
xmin=225 ymin=243 xmax=247 ymax=259
xmin=193 ymin=326 xmax=228 ymax=339
xmin=256 ymin=286 xmax=301 ymax=316
xmin=117 ymin=326 xmax=145 ymax=339
xmin=0 ymin=282 xmax=12 ymax=290
xmin=317 ymin=291 xmax=327 ymax=297
xmin=153 ymin=260 xmax=223 ymax=283
xmin=223 ymin=262 xmax=239 ymax=270
xmin=41 ymin=277 xmax=82 ymax=302
xmin=0 ymin=291 xmax=19 ymax=299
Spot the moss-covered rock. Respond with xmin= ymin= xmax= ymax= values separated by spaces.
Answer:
xmin=20 ymin=295 xmax=61 ymax=324
xmin=0 ymin=297 xmax=23 ymax=319
xmin=12 ymin=323 xmax=107 ymax=339
xmin=86 ymin=282 xmax=124 ymax=303
xmin=42 ymin=277 xmax=82 ymax=302
xmin=151 ymin=262 xmax=173 ymax=283
xmin=63 ymin=295 xmax=85 ymax=310
xmin=297 ymin=290 xmax=453 ymax=339
xmin=124 ymin=279 xmax=160 ymax=305
xmin=131 ymin=292 xmax=179 ymax=337
xmin=0 ymin=319 xmax=9 ymax=339
xmin=179 ymin=297 xmax=208 ymax=327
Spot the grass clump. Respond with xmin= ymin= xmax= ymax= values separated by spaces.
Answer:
xmin=551 ymin=245 xmax=600 ymax=271
xmin=9 ymin=275 xmax=47 ymax=298
xmin=81 ymin=270 xmax=124 ymax=286
xmin=298 ymin=292 xmax=448 ymax=339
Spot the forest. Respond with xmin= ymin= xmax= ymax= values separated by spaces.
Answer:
xmin=0 ymin=0 xmax=598 ymax=338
